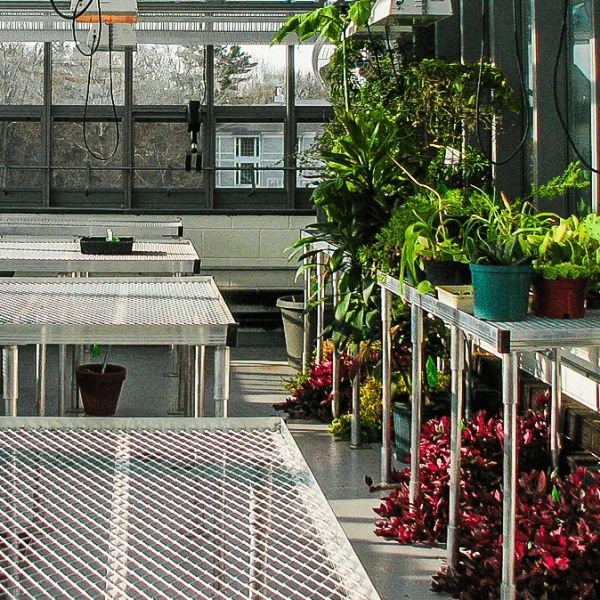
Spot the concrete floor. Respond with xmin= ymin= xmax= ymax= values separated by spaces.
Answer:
xmin=9 ymin=330 xmax=449 ymax=600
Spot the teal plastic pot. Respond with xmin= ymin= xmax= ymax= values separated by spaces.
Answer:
xmin=470 ymin=263 xmax=533 ymax=321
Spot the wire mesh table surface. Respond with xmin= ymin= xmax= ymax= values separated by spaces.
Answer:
xmin=0 ymin=276 xmax=236 ymax=345
xmin=0 ymin=238 xmax=200 ymax=273
xmin=0 ymin=215 xmax=183 ymax=238
xmin=0 ymin=417 xmax=380 ymax=600
xmin=380 ymin=273 xmax=600 ymax=351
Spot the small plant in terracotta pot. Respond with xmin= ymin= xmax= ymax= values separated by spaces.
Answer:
xmin=75 ymin=345 xmax=127 ymax=416
xmin=531 ymin=213 xmax=600 ymax=319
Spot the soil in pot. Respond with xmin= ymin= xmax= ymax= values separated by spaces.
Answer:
xmin=532 ymin=277 xmax=588 ymax=319
xmin=75 ymin=363 xmax=127 ymax=416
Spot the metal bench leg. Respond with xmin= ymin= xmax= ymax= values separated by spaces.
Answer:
xmin=3 ymin=345 xmax=18 ymax=417
xmin=214 ymin=346 xmax=230 ymax=418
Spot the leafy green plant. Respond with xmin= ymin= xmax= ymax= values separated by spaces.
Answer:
xmin=532 ymin=213 xmax=600 ymax=280
xmin=462 ymin=192 xmax=553 ymax=266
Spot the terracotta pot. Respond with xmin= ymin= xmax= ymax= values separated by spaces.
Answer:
xmin=532 ymin=277 xmax=588 ymax=319
xmin=75 ymin=363 xmax=127 ymax=416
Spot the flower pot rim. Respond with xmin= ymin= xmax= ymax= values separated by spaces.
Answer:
xmin=470 ymin=262 xmax=533 ymax=273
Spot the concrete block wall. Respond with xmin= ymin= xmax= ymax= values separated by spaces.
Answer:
xmin=181 ymin=214 xmax=314 ymax=290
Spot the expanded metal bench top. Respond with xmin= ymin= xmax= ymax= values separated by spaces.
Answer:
xmin=0 ymin=238 xmax=199 ymax=273
xmin=0 ymin=215 xmax=183 ymax=238
xmin=0 ymin=417 xmax=379 ymax=600
xmin=0 ymin=276 xmax=236 ymax=345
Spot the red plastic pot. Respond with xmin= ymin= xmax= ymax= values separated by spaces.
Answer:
xmin=532 ymin=277 xmax=588 ymax=319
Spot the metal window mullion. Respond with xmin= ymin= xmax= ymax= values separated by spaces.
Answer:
xmin=285 ymin=44 xmax=296 ymax=208
xmin=123 ymin=48 xmax=133 ymax=209
xmin=205 ymin=44 xmax=215 ymax=209
xmin=43 ymin=41 xmax=51 ymax=207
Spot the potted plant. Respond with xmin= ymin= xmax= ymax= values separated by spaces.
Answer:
xmin=75 ymin=344 xmax=127 ymax=416
xmin=530 ymin=213 xmax=600 ymax=318
xmin=462 ymin=192 xmax=553 ymax=321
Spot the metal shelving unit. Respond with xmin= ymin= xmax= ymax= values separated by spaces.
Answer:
xmin=378 ymin=273 xmax=600 ymax=600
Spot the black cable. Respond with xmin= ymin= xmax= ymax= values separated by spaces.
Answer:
xmin=82 ymin=26 xmax=120 ymax=161
xmin=49 ymin=0 xmax=95 ymax=21
xmin=72 ymin=0 xmax=101 ymax=57
xmin=474 ymin=0 xmax=530 ymax=166
xmin=552 ymin=0 xmax=599 ymax=173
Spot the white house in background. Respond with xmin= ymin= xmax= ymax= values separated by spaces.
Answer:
xmin=215 ymin=122 xmax=323 ymax=189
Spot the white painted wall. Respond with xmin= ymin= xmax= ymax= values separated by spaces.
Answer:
xmin=181 ymin=214 xmax=313 ymax=289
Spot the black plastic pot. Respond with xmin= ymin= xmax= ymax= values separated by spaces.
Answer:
xmin=423 ymin=259 xmax=471 ymax=286
xmin=80 ymin=237 xmax=134 ymax=255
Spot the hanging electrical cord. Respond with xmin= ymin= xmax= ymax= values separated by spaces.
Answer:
xmin=552 ymin=0 xmax=599 ymax=173
xmin=49 ymin=0 xmax=95 ymax=21
xmin=71 ymin=0 xmax=102 ymax=57
xmin=474 ymin=0 xmax=530 ymax=166
xmin=82 ymin=27 xmax=120 ymax=161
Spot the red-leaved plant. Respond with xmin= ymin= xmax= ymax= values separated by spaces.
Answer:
xmin=373 ymin=398 xmax=600 ymax=598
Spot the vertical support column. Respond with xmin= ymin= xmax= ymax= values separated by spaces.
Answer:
xmin=315 ymin=250 xmax=325 ymax=363
xmin=58 ymin=343 xmax=66 ymax=416
xmin=214 ymin=346 xmax=230 ymax=417
xmin=380 ymin=286 xmax=393 ymax=483
xmin=464 ymin=337 xmax=473 ymax=419
xmin=350 ymin=351 xmax=361 ymax=449
xmin=70 ymin=344 xmax=83 ymax=412
xmin=331 ymin=269 xmax=340 ymax=418
xmin=193 ymin=345 xmax=206 ymax=418
xmin=123 ymin=49 xmax=133 ymax=209
xmin=3 ymin=346 xmax=18 ymax=417
xmin=409 ymin=304 xmax=424 ymax=507
xmin=177 ymin=345 xmax=191 ymax=416
xmin=447 ymin=325 xmax=465 ymax=573
xmin=35 ymin=344 xmax=47 ymax=417
xmin=302 ymin=249 xmax=313 ymax=372
xmin=42 ymin=42 xmax=52 ymax=207
xmin=501 ymin=352 xmax=519 ymax=600
xmin=550 ymin=348 xmax=562 ymax=469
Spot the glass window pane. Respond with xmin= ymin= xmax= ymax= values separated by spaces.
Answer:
xmin=0 ymin=43 xmax=43 ymax=105
xmin=216 ymin=122 xmax=283 ymax=188
xmin=134 ymin=122 xmax=204 ymax=189
xmin=297 ymin=123 xmax=324 ymax=187
xmin=52 ymin=121 xmax=122 ymax=188
xmin=295 ymin=45 xmax=328 ymax=104
xmin=568 ymin=0 xmax=592 ymax=210
xmin=52 ymin=41 xmax=125 ymax=105
xmin=0 ymin=121 xmax=43 ymax=187
xmin=134 ymin=45 xmax=206 ymax=105
xmin=215 ymin=45 xmax=285 ymax=105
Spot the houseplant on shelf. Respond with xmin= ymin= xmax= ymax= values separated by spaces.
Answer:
xmin=531 ymin=213 xmax=600 ymax=318
xmin=75 ymin=344 xmax=127 ymax=416
xmin=462 ymin=192 xmax=553 ymax=321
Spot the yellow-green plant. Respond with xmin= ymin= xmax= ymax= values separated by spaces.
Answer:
xmin=329 ymin=375 xmax=382 ymax=442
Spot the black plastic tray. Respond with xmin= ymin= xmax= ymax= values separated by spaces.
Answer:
xmin=80 ymin=237 xmax=134 ymax=255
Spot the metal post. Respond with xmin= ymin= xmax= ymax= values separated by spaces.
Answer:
xmin=35 ymin=343 xmax=47 ymax=417
xmin=551 ymin=348 xmax=562 ymax=469
xmin=69 ymin=344 xmax=83 ymax=413
xmin=409 ymin=305 xmax=424 ymax=507
xmin=58 ymin=343 xmax=66 ymax=416
xmin=302 ymin=250 xmax=313 ymax=372
xmin=315 ymin=251 xmax=325 ymax=363
xmin=447 ymin=325 xmax=465 ymax=572
xmin=464 ymin=337 xmax=473 ymax=419
xmin=177 ymin=345 xmax=190 ymax=416
xmin=350 ymin=362 xmax=361 ymax=449
xmin=331 ymin=270 xmax=340 ymax=418
xmin=3 ymin=346 xmax=18 ymax=417
xmin=501 ymin=352 xmax=519 ymax=600
xmin=193 ymin=345 xmax=206 ymax=418
xmin=214 ymin=346 xmax=230 ymax=418
xmin=381 ymin=286 xmax=393 ymax=483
